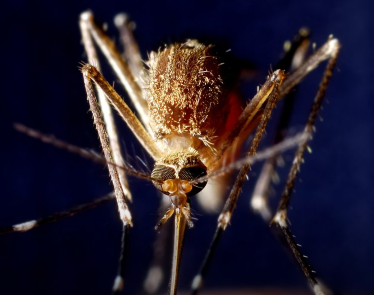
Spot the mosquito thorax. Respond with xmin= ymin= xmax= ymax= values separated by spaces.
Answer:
xmin=144 ymin=40 xmax=229 ymax=148
xmin=151 ymin=150 xmax=208 ymax=201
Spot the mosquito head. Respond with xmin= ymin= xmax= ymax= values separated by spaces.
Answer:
xmin=151 ymin=150 xmax=208 ymax=199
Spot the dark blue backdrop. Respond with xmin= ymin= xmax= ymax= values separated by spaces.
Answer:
xmin=1 ymin=1 xmax=373 ymax=295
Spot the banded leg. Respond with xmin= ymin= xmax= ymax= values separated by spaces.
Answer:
xmin=271 ymin=36 xmax=340 ymax=295
xmin=80 ymin=12 xmax=165 ymax=293
xmin=80 ymin=19 xmax=135 ymax=292
xmin=82 ymin=64 xmax=133 ymax=294
xmin=81 ymin=59 xmax=164 ymax=293
xmin=191 ymin=69 xmax=285 ymax=294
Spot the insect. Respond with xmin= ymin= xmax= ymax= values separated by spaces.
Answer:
xmin=2 ymin=11 xmax=339 ymax=295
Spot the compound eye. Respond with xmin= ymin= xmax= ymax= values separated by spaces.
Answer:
xmin=178 ymin=167 xmax=207 ymax=196
xmin=151 ymin=165 xmax=176 ymax=194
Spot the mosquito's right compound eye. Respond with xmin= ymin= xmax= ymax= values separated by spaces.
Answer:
xmin=151 ymin=165 xmax=176 ymax=194
xmin=178 ymin=166 xmax=207 ymax=196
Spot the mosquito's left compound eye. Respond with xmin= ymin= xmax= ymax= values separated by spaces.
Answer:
xmin=151 ymin=165 xmax=177 ymax=195
xmin=178 ymin=166 xmax=207 ymax=196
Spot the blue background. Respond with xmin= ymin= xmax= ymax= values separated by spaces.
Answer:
xmin=1 ymin=0 xmax=373 ymax=295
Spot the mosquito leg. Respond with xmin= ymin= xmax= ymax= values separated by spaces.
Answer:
xmin=82 ymin=64 xmax=132 ymax=226
xmin=114 ymin=13 xmax=143 ymax=83
xmin=250 ymin=159 xmax=274 ymax=221
xmin=0 ymin=193 xmax=115 ymax=235
xmin=80 ymin=11 xmax=149 ymax=127
xmin=14 ymin=124 xmax=153 ymax=181
xmin=277 ymin=28 xmax=310 ymax=71
xmin=112 ymin=223 xmax=130 ymax=295
xmin=271 ymin=39 xmax=340 ymax=295
xmin=210 ymin=69 xmax=286 ymax=168
xmin=80 ymin=12 xmax=132 ymax=201
xmin=251 ymin=29 xmax=311 ymax=221
xmin=279 ymin=37 xmax=340 ymax=99
xmin=190 ymin=227 xmax=223 ymax=295
xmin=81 ymin=64 xmax=162 ymax=160
xmin=82 ymin=65 xmax=135 ymax=294
xmin=273 ymin=38 xmax=341 ymax=237
xmin=218 ymin=70 xmax=285 ymax=230
xmin=191 ymin=70 xmax=285 ymax=295
xmin=217 ymin=37 xmax=340 ymax=183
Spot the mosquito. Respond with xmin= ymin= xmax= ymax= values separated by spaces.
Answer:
xmin=3 ymin=11 xmax=340 ymax=295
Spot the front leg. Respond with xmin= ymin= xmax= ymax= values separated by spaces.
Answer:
xmin=80 ymin=64 xmax=162 ymax=160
